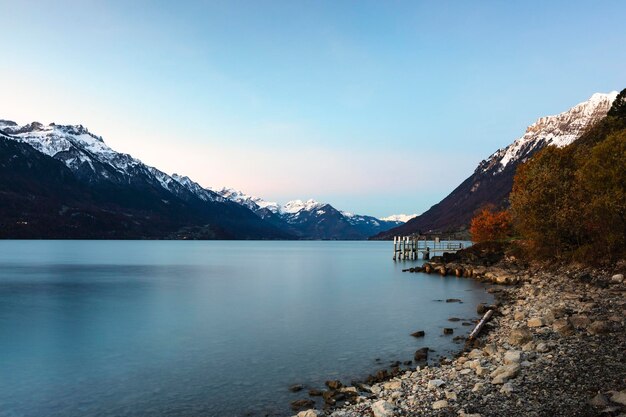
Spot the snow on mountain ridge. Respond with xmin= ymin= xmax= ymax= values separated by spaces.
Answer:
xmin=481 ymin=91 xmax=617 ymax=173
xmin=1 ymin=119 xmax=222 ymax=202
xmin=211 ymin=187 xmax=280 ymax=213
xmin=282 ymin=199 xmax=324 ymax=214
xmin=381 ymin=214 xmax=418 ymax=223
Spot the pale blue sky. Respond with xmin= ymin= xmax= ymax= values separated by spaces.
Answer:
xmin=1 ymin=1 xmax=624 ymax=217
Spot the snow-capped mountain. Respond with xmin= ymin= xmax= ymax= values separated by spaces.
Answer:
xmin=381 ymin=214 xmax=418 ymax=223
xmin=211 ymin=187 xmax=281 ymax=215
xmin=0 ymin=120 xmax=225 ymax=204
xmin=0 ymin=120 xmax=291 ymax=239
xmin=374 ymin=91 xmax=618 ymax=239
xmin=0 ymin=118 xmax=400 ymax=239
xmin=211 ymin=188 xmax=403 ymax=239
xmin=478 ymin=91 xmax=617 ymax=174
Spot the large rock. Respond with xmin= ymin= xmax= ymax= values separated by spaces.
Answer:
xmin=552 ymin=318 xmax=574 ymax=336
xmin=527 ymin=317 xmax=544 ymax=328
xmin=291 ymin=399 xmax=315 ymax=411
xmin=611 ymin=389 xmax=626 ymax=406
xmin=508 ymin=327 xmax=532 ymax=346
xmin=491 ymin=364 xmax=521 ymax=384
xmin=414 ymin=347 xmax=429 ymax=361
xmin=427 ymin=379 xmax=445 ymax=389
xmin=382 ymin=381 xmax=401 ymax=391
xmin=296 ymin=410 xmax=322 ymax=417
xmin=588 ymin=321 xmax=610 ymax=335
xmin=504 ymin=350 xmax=521 ymax=365
xmin=611 ymin=273 xmax=624 ymax=283
xmin=589 ymin=392 xmax=610 ymax=408
xmin=371 ymin=400 xmax=395 ymax=417
xmin=325 ymin=380 xmax=343 ymax=390
xmin=432 ymin=400 xmax=448 ymax=410
xmin=570 ymin=314 xmax=591 ymax=329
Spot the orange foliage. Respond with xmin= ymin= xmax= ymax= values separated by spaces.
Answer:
xmin=470 ymin=206 xmax=512 ymax=243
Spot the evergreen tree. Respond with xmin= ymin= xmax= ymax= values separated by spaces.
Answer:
xmin=607 ymin=88 xmax=626 ymax=120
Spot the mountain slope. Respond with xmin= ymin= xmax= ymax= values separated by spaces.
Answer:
xmin=0 ymin=121 xmax=292 ymax=239
xmin=212 ymin=188 xmax=404 ymax=239
xmin=373 ymin=91 xmax=618 ymax=239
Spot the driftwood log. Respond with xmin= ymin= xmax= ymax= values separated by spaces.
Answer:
xmin=467 ymin=309 xmax=495 ymax=341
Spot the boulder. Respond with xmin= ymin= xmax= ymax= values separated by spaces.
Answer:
xmin=432 ymin=400 xmax=448 ymax=410
xmin=411 ymin=330 xmax=425 ymax=338
xmin=508 ymin=327 xmax=533 ymax=346
xmin=443 ymin=328 xmax=454 ymax=335
xmin=427 ymin=379 xmax=445 ymax=389
xmin=290 ymin=399 xmax=315 ymax=411
xmin=289 ymin=384 xmax=304 ymax=392
xmin=325 ymin=380 xmax=343 ymax=390
xmin=552 ymin=318 xmax=575 ymax=336
xmin=308 ymin=389 xmax=323 ymax=396
xmin=491 ymin=364 xmax=521 ymax=384
xmin=611 ymin=273 xmax=624 ymax=283
xmin=468 ymin=348 xmax=484 ymax=359
xmin=503 ymin=350 xmax=521 ymax=365
xmin=500 ymin=382 xmax=514 ymax=395
xmin=371 ymin=400 xmax=395 ymax=417
xmin=589 ymin=392 xmax=610 ymax=408
xmin=382 ymin=380 xmax=401 ymax=391
xmin=527 ymin=317 xmax=544 ymax=328
xmin=472 ymin=382 xmax=485 ymax=392
xmin=570 ymin=314 xmax=591 ymax=329
xmin=610 ymin=389 xmax=626 ymax=406
xmin=588 ymin=321 xmax=610 ymax=335
xmin=414 ymin=347 xmax=429 ymax=361
xmin=495 ymin=274 xmax=515 ymax=285
xmin=296 ymin=410 xmax=322 ymax=417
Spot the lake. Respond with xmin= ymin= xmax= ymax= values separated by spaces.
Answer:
xmin=0 ymin=240 xmax=492 ymax=417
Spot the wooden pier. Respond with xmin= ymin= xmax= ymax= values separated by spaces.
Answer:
xmin=392 ymin=235 xmax=464 ymax=261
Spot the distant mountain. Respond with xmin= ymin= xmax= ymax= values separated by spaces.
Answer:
xmin=373 ymin=91 xmax=618 ymax=239
xmin=211 ymin=188 xmax=404 ymax=239
xmin=0 ymin=121 xmax=292 ymax=239
xmin=380 ymin=214 xmax=418 ymax=223
xmin=0 ymin=119 xmax=403 ymax=240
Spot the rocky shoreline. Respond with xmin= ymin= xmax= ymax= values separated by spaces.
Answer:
xmin=290 ymin=254 xmax=626 ymax=417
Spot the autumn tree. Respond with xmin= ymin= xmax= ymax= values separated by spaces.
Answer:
xmin=509 ymin=146 xmax=580 ymax=258
xmin=470 ymin=205 xmax=511 ymax=243
xmin=509 ymin=89 xmax=626 ymax=262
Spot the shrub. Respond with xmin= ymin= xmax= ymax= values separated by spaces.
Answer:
xmin=470 ymin=205 xmax=512 ymax=243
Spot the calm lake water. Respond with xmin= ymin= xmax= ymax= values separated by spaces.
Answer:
xmin=0 ymin=241 xmax=492 ymax=417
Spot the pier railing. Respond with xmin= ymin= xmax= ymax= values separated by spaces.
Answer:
xmin=392 ymin=236 xmax=464 ymax=261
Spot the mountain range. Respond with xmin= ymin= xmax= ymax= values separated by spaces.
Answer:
xmin=373 ymin=91 xmax=618 ymax=239
xmin=0 ymin=121 xmax=404 ymax=239
xmin=1 ymin=91 xmax=617 ymax=240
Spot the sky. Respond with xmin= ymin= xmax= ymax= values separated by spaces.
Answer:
xmin=0 ymin=1 xmax=625 ymax=217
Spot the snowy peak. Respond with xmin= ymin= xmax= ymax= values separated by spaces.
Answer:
xmin=0 ymin=119 xmax=224 ymax=203
xmin=381 ymin=214 xmax=418 ymax=223
xmin=282 ymin=199 xmax=324 ymax=214
xmin=172 ymin=174 xmax=223 ymax=202
xmin=212 ymin=187 xmax=404 ymax=238
xmin=212 ymin=187 xmax=280 ymax=213
xmin=480 ymin=91 xmax=617 ymax=173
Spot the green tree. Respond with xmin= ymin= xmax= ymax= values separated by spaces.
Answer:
xmin=607 ymin=88 xmax=626 ymax=120
xmin=575 ymin=130 xmax=626 ymax=260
